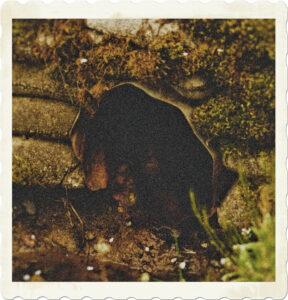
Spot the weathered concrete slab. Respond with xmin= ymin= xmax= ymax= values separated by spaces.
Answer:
xmin=13 ymin=96 xmax=79 ymax=140
xmin=13 ymin=62 xmax=78 ymax=103
xmin=13 ymin=137 xmax=85 ymax=189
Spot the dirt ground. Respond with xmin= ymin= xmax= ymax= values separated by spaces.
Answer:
xmin=13 ymin=184 xmax=222 ymax=282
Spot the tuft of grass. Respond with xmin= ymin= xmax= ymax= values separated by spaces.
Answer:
xmin=173 ymin=230 xmax=186 ymax=282
xmin=190 ymin=189 xmax=275 ymax=282
xmin=223 ymin=214 xmax=275 ymax=281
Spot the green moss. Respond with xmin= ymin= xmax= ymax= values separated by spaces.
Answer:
xmin=13 ymin=155 xmax=35 ymax=185
xmin=13 ymin=19 xmax=275 ymax=153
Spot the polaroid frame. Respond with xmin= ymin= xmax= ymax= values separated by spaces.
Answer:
xmin=1 ymin=1 xmax=287 ymax=299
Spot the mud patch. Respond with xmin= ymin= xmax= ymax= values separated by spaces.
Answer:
xmin=13 ymin=184 xmax=222 ymax=281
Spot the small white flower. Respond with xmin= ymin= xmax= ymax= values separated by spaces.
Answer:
xmin=233 ymin=244 xmax=240 ymax=250
xmin=242 ymin=227 xmax=252 ymax=235
xmin=233 ymin=244 xmax=246 ymax=251
xmin=80 ymin=58 xmax=88 ymax=64
xmin=23 ymin=274 xmax=30 ymax=281
xmin=179 ymin=261 xmax=186 ymax=269
xmin=220 ymin=257 xmax=232 ymax=268
xmin=171 ymin=257 xmax=177 ymax=263
xmin=217 ymin=48 xmax=224 ymax=53
xmin=109 ymin=237 xmax=114 ymax=243
xmin=183 ymin=52 xmax=189 ymax=56
xmin=87 ymin=266 xmax=94 ymax=271
xmin=145 ymin=247 xmax=150 ymax=252
xmin=34 ymin=269 xmax=42 ymax=276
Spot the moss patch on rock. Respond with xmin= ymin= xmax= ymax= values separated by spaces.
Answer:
xmin=13 ymin=19 xmax=274 ymax=154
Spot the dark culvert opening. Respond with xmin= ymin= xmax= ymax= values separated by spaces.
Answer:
xmin=72 ymin=85 xmax=216 ymax=226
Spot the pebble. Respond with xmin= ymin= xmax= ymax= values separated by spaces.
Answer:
xmin=109 ymin=237 xmax=114 ymax=243
xmin=31 ymin=234 xmax=36 ymax=240
xmin=183 ymin=248 xmax=196 ymax=255
xmin=144 ymin=247 xmax=150 ymax=252
xmin=94 ymin=240 xmax=111 ymax=254
xmin=21 ymin=234 xmax=36 ymax=248
xmin=34 ymin=269 xmax=42 ymax=276
xmin=171 ymin=258 xmax=177 ymax=263
xmin=126 ymin=221 xmax=132 ymax=227
xmin=23 ymin=274 xmax=30 ymax=281
xmin=140 ymin=272 xmax=150 ymax=282
xmin=22 ymin=200 xmax=36 ymax=215
xmin=80 ymin=58 xmax=88 ymax=63
xmin=87 ymin=266 xmax=94 ymax=271
xmin=179 ymin=261 xmax=186 ymax=269
xmin=86 ymin=231 xmax=95 ymax=241
xmin=201 ymin=242 xmax=208 ymax=248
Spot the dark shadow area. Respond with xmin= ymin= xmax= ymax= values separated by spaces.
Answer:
xmin=80 ymin=85 xmax=214 ymax=224
xmin=12 ymin=85 xmax=238 ymax=282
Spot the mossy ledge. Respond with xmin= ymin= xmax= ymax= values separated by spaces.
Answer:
xmin=13 ymin=19 xmax=275 ymax=154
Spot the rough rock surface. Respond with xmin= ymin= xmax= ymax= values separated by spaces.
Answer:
xmin=172 ymin=75 xmax=211 ymax=101
xmin=13 ymin=63 xmax=78 ymax=103
xmin=13 ymin=96 xmax=79 ymax=140
xmin=12 ymin=22 xmax=273 ymax=229
xmin=85 ymin=19 xmax=182 ymax=46
xmin=223 ymin=152 xmax=274 ymax=178
xmin=217 ymin=151 xmax=274 ymax=228
xmin=217 ymin=184 xmax=251 ymax=229
xmin=13 ymin=137 xmax=84 ymax=189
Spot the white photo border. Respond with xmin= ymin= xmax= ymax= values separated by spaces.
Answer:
xmin=0 ymin=1 xmax=287 ymax=299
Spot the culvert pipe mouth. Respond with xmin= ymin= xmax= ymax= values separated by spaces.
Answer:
xmin=71 ymin=84 xmax=236 ymax=223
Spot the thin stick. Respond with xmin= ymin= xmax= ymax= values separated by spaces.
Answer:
xmin=62 ymin=190 xmax=73 ymax=227
xmin=69 ymin=201 xmax=85 ymax=246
